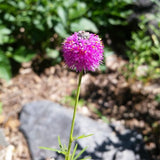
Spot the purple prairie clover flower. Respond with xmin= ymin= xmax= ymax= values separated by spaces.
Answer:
xmin=62 ymin=31 xmax=104 ymax=72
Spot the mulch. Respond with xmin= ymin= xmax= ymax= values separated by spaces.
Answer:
xmin=0 ymin=62 xmax=160 ymax=160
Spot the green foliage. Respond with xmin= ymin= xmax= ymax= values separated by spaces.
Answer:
xmin=62 ymin=95 xmax=85 ymax=108
xmin=93 ymin=108 xmax=109 ymax=123
xmin=61 ymin=90 xmax=86 ymax=107
xmin=73 ymin=134 xmax=93 ymax=141
xmin=0 ymin=50 xmax=11 ymax=80
xmin=83 ymin=0 xmax=133 ymax=27
xmin=0 ymin=0 xmax=98 ymax=80
xmin=40 ymin=135 xmax=92 ymax=160
xmin=0 ymin=0 xmax=135 ymax=80
xmin=125 ymin=13 xmax=160 ymax=81
xmin=155 ymin=94 xmax=160 ymax=103
xmin=0 ymin=26 xmax=11 ymax=45
xmin=13 ymin=46 xmax=36 ymax=63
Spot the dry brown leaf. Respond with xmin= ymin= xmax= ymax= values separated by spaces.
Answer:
xmin=5 ymin=118 xmax=20 ymax=130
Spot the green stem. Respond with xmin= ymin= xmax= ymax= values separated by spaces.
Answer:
xmin=65 ymin=71 xmax=83 ymax=160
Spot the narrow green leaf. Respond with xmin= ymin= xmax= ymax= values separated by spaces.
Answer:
xmin=39 ymin=146 xmax=61 ymax=153
xmin=39 ymin=146 xmax=66 ymax=155
xmin=108 ymin=18 xmax=127 ymax=25
xmin=74 ymin=147 xmax=88 ymax=160
xmin=71 ymin=144 xmax=78 ymax=160
xmin=74 ymin=134 xmax=93 ymax=141
xmin=58 ymin=136 xmax=63 ymax=149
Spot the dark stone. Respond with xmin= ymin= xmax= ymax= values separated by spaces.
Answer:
xmin=19 ymin=101 xmax=150 ymax=160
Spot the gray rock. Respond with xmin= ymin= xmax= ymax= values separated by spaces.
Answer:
xmin=19 ymin=101 xmax=149 ymax=160
xmin=135 ymin=0 xmax=153 ymax=8
xmin=129 ymin=0 xmax=157 ymax=23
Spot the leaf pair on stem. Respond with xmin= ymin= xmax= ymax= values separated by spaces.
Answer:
xmin=39 ymin=134 xmax=93 ymax=160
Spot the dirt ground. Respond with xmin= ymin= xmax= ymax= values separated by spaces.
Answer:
xmin=0 ymin=61 xmax=160 ymax=160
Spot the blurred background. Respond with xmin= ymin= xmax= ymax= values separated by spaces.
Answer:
xmin=0 ymin=0 xmax=160 ymax=159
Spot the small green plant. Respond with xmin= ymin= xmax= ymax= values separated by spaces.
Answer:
xmin=84 ymin=0 xmax=133 ymax=27
xmin=40 ymin=135 xmax=92 ymax=160
xmin=61 ymin=90 xmax=85 ymax=108
xmin=125 ymin=13 xmax=160 ymax=81
xmin=93 ymin=108 xmax=109 ymax=124
xmin=62 ymin=95 xmax=85 ymax=108
xmin=40 ymin=71 xmax=93 ymax=160
xmin=0 ymin=0 xmax=137 ymax=81
xmin=155 ymin=94 xmax=160 ymax=103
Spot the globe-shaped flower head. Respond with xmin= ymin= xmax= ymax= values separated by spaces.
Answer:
xmin=62 ymin=31 xmax=104 ymax=72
